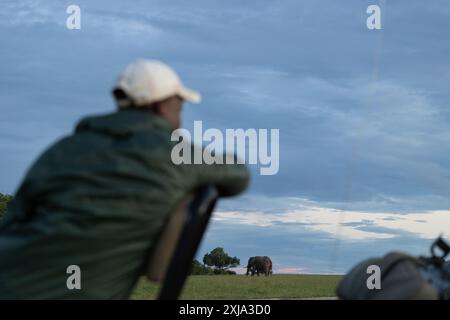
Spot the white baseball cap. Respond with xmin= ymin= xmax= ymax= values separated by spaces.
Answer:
xmin=113 ymin=59 xmax=201 ymax=108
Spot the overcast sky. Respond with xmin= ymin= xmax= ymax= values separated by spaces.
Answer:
xmin=1 ymin=0 xmax=450 ymax=273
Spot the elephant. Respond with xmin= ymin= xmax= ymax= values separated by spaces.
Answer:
xmin=246 ymin=256 xmax=273 ymax=276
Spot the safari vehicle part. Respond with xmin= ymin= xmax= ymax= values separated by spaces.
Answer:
xmin=147 ymin=186 xmax=218 ymax=300
xmin=420 ymin=236 xmax=450 ymax=300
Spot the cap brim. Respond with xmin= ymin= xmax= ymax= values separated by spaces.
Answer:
xmin=178 ymin=86 xmax=201 ymax=104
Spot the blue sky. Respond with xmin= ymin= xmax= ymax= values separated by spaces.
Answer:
xmin=1 ymin=0 xmax=450 ymax=273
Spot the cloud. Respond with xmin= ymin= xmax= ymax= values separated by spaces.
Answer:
xmin=82 ymin=11 xmax=162 ymax=41
xmin=213 ymin=204 xmax=450 ymax=240
xmin=0 ymin=1 xmax=55 ymax=27
xmin=2 ymin=0 xmax=450 ymax=272
xmin=199 ymin=215 xmax=438 ymax=273
xmin=173 ymin=57 xmax=450 ymax=213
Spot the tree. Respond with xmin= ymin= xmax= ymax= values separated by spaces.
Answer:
xmin=0 ymin=193 xmax=13 ymax=220
xmin=202 ymin=247 xmax=240 ymax=271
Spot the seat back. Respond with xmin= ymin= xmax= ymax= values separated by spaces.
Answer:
xmin=146 ymin=186 xmax=218 ymax=300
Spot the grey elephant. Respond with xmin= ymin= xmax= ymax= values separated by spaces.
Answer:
xmin=246 ymin=256 xmax=273 ymax=276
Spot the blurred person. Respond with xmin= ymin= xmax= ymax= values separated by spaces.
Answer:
xmin=0 ymin=60 xmax=249 ymax=299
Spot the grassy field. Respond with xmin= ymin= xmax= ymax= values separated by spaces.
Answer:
xmin=131 ymin=275 xmax=342 ymax=300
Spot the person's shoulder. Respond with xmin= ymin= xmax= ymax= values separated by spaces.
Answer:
xmin=75 ymin=109 xmax=173 ymax=137
xmin=74 ymin=110 xmax=126 ymax=133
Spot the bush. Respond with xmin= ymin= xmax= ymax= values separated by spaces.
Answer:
xmin=190 ymin=260 xmax=214 ymax=275
xmin=0 ymin=193 xmax=13 ymax=220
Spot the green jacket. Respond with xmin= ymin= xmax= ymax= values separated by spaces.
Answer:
xmin=0 ymin=109 xmax=249 ymax=299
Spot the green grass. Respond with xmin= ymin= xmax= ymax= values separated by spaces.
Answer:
xmin=131 ymin=275 xmax=342 ymax=300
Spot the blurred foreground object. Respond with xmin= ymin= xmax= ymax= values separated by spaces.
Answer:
xmin=337 ymin=236 xmax=450 ymax=300
xmin=147 ymin=186 xmax=218 ymax=300
xmin=0 ymin=60 xmax=249 ymax=299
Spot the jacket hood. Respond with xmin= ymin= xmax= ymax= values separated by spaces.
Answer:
xmin=75 ymin=109 xmax=173 ymax=138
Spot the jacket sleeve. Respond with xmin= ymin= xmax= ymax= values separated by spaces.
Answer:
xmin=182 ymin=145 xmax=250 ymax=197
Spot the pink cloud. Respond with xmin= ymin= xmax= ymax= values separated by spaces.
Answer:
xmin=276 ymin=267 xmax=307 ymax=274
